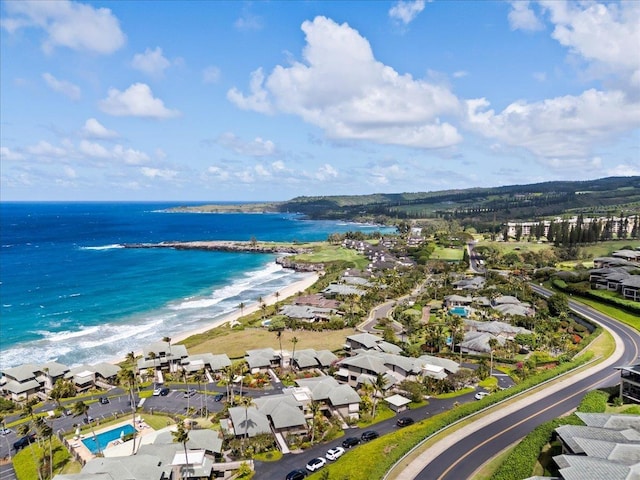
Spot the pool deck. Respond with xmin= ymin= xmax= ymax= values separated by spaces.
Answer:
xmin=68 ymin=418 xmax=154 ymax=463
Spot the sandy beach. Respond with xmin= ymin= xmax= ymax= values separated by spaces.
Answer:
xmin=117 ymin=271 xmax=321 ymax=363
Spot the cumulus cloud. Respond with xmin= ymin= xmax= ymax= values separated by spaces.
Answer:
xmin=26 ymin=141 xmax=67 ymax=158
xmin=42 ymin=73 xmax=81 ymax=100
xmin=78 ymin=140 xmax=110 ymax=158
xmin=82 ymin=118 xmax=118 ymax=139
xmin=228 ymin=16 xmax=462 ymax=149
xmin=465 ymin=89 xmax=640 ymax=160
xmin=1 ymin=0 xmax=125 ymax=54
xmin=216 ymin=132 xmax=276 ymax=156
xmin=389 ymin=1 xmax=427 ymax=25
xmin=203 ymin=66 xmax=221 ymax=84
xmin=234 ymin=6 xmax=263 ymax=31
xmin=207 ymin=166 xmax=231 ymax=181
xmin=508 ymin=1 xmax=544 ymax=32
xmin=0 ymin=146 xmax=25 ymax=161
xmin=131 ymin=47 xmax=171 ymax=76
xmin=99 ymin=83 xmax=180 ymax=118
xmin=541 ymin=1 xmax=640 ymax=89
xmin=314 ymin=163 xmax=338 ymax=181
xmin=140 ymin=167 xmax=177 ymax=179
xmin=607 ymin=163 xmax=640 ymax=177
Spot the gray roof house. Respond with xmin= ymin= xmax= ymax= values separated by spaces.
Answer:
xmin=57 ymin=454 xmax=167 ymax=480
xmin=322 ymin=283 xmax=366 ymax=298
xmin=181 ymin=353 xmax=231 ymax=374
xmin=225 ymin=406 xmax=272 ymax=438
xmin=138 ymin=341 xmax=189 ymax=373
xmin=291 ymin=348 xmax=338 ymax=370
xmin=615 ymin=362 xmax=640 ymax=404
xmin=253 ymin=393 xmax=307 ymax=435
xmin=345 ymin=332 xmax=403 ymax=355
xmin=245 ymin=348 xmax=280 ymax=372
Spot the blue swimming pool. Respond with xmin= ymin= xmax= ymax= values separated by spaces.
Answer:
xmin=82 ymin=424 xmax=136 ymax=454
xmin=449 ymin=306 xmax=468 ymax=317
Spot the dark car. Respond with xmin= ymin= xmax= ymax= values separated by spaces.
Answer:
xmin=13 ymin=434 xmax=36 ymax=451
xmin=361 ymin=430 xmax=379 ymax=442
xmin=285 ymin=469 xmax=307 ymax=480
xmin=396 ymin=416 xmax=415 ymax=427
xmin=214 ymin=393 xmax=224 ymax=402
xmin=159 ymin=387 xmax=170 ymax=396
xmin=99 ymin=397 xmax=109 ymax=404
xmin=341 ymin=436 xmax=360 ymax=448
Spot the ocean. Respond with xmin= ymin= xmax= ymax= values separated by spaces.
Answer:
xmin=0 ymin=202 xmax=392 ymax=370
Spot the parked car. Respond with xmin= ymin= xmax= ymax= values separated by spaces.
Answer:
xmin=152 ymin=386 xmax=163 ymax=396
xmin=13 ymin=434 xmax=36 ymax=451
xmin=285 ymin=469 xmax=307 ymax=480
xmin=305 ymin=457 xmax=326 ymax=472
xmin=361 ymin=430 xmax=379 ymax=442
xmin=159 ymin=387 xmax=170 ymax=396
xmin=396 ymin=416 xmax=415 ymax=427
xmin=325 ymin=446 xmax=345 ymax=461
xmin=341 ymin=436 xmax=360 ymax=448
xmin=83 ymin=416 xmax=95 ymax=424
xmin=98 ymin=397 xmax=109 ymax=404
xmin=183 ymin=388 xmax=197 ymax=398
xmin=0 ymin=427 xmax=13 ymax=435
xmin=214 ymin=393 xmax=224 ymax=402
xmin=475 ymin=391 xmax=490 ymax=400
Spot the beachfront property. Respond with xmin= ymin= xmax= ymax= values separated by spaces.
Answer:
xmin=245 ymin=347 xmax=281 ymax=373
xmin=0 ymin=361 xmax=120 ymax=402
xmin=290 ymin=348 xmax=338 ymax=371
xmin=344 ymin=332 xmax=403 ymax=355
xmin=138 ymin=341 xmax=189 ymax=374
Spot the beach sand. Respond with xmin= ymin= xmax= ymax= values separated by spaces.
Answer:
xmin=116 ymin=271 xmax=321 ymax=363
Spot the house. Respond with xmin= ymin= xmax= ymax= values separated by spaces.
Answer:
xmin=180 ymin=353 xmax=231 ymax=376
xmin=253 ymin=393 xmax=307 ymax=437
xmin=344 ymin=332 xmax=402 ymax=355
xmin=294 ymin=376 xmax=361 ymax=420
xmin=612 ymin=249 xmax=640 ymax=263
xmin=452 ymin=276 xmax=486 ymax=291
xmin=444 ymin=295 xmax=473 ymax=308
xmin=615 ymin=363 xmax=640 ymax=403
xmin=465 ymin=319 xmax=531 ymax=338
xmin=491 ymin=296 xmax=533 ymax=317
xmin=0 ymin=364 xmax=43 ymax=402
xmin=293 ymin=293 xmax=340 ymax=309
xmin=53 ymin=454 xmax=168 ymax=480
xmin=291 ymin=348 xmax=338 ymax=370
xmin=322 ymin=283 xmax=366 ymax=298
xmin=138 ymin=341 xmax=188 ymax=374
xmin=245 ymin=348 xmax=280 ymax=373
xmin=279 ymin=304 xmax=335 ymax=323
xmin=621 ymin=276 xmax=640 ymax=302
xmin=224 ymin=406 xmax=272 ymax=438
xmin=385 ymin=394 xmax=412 ymax=413
xmin=65 ymin=363 xmax=121 ymax=392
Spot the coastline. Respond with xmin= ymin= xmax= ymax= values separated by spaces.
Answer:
xmin=116 ymin=271 xmax=321 ymax=364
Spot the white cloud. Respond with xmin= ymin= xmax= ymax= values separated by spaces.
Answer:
xmin=207 ymin=166 xmax=230 ymax=181
xmin=79 ymin=140 xmax=110 ymax=158
xmin=2 ymin=0 xmax=125 ymax=54
xmin=508 ymin=1 xmax=544 ymax=32
xmin=131 ymin=47 xmax=171 ymax=77
xmin=607 ymin=163 xmax=640 ymax=177
xmin=0 ymin=146 xmax=24 ymax=161
xmin=216 ymin=132 xmax=276 ymax=156
xmin=466 ymin=89 xmax=640 ymax=160
xmin=82 ymin=118 xmax=118 ymax=139
xmin=254 ymin=164 xmax=271 ymax=177
xmin=140 ymin=167 xmax=177 ymax=179
xmin=63 ymin=165 xmax=77 ymax=179
xmin=368 ymin=163 xmax=406 ymax=185
xmin=389 ymin=1 xmax=427 ymax=25
xmin=540 ymin=1 xmax=640 ymax=88
xmin=315 ymin=163 xmax=338 ymax=181
xmin=99 ymin=83 xmax=180 ymax=118
xmin=532 ymin=71 xmax=547 ymax=82
xmin=453 ymin=71 xmax=469 ymax=78
xmin=42 ymin=72 xmax=81 ymax=100
xmin=228 ymin=16 xmax=462 ymax=149
xmin=202 ymin=66 xmax=221 ymax=84
xmin=234 ymin=6 xmax=262 ymax=31
xmin=113 ymin=145 xmax=150 ymax=165
xmin=26 ymin=141 xmax=67 ymax=158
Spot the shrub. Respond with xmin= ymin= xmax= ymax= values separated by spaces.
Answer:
xmin=577 ymin=389 xmax=609 ymax=413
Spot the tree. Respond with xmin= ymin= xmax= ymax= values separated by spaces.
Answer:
xmin=371 ymin=373 xmax=388 ymax=419
xmin=49 ymin=379 xmax=75 ymax=408
xmin=547 ymin=292 xmax=569 ymax=317
xmin=488 ymin=337 xmax=499 ymax=377
xmin=275 ymin=329 xmax=284 ymax=368
xmin=0 ymin=415 xmax=11 ymax=460
xmin=172 ymin=421 xmax=191 ymax=479
xmin=72 ymin=400 xmax=100 ymax=456
xmin=18 ymin=422 xmax=43 ymax=480
xmin=192 ymin=369 xmax=205 ymax=416
xmin=222 ymin=365 xmax=234 ymax=405
xmin=446 ymin=314 xmax=464 ymax=363
xmin=35 ymin=416 xmax=53 ymax=480
xmin=235 ymin=362 xmax=248 ymax=399
xmin=148 ymin=351 xmax=158 ymax=385
xmin=309 ymin=401 xmax=322 ymax=444
xmin=117 ymin=368 xmax=138 ymax=454
xmin=239 ymin=395 xmax=255 ymax=457
xmin=290 ymin=336 xmax=299 ymax=372
xmin=163 ymin=336 xmax=173 ymax=372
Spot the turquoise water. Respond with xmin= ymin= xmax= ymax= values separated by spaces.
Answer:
xmin=449 ymin=306 xmax=469 ymax=317
xmin=82 ymin=424 xmax=136 ymax=454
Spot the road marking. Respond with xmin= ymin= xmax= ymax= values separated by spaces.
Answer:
xmin=437 ymin=371 xmax=620 ymax=480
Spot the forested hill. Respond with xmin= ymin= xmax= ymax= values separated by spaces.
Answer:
xmin=275 ymin=176 xmax=640 ymax=223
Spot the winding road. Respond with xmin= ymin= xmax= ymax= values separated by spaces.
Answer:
xmin=394 ymin=285 xmax=640 ymax=480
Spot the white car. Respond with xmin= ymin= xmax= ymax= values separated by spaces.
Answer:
xmin=152 ymin=387 xmax=163 ymax=396
xmin=326 ymin=446 xmax=345 ymax=461
xmin=306 ymin=457 xmax=326 ymax=472
xmin=0 ymin=428 xmax=13 ymax=435
xmin=475 ymin=391 xmax=490 ymax=400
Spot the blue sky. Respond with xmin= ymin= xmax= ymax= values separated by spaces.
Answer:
xmin=1 ymin=0 xmax=638 ymax=201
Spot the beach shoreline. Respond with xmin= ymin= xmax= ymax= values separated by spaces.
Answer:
xmin=114 ymin=271 xmax=321 ymax=365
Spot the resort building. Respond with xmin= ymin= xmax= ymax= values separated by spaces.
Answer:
xmin=138 ymin=341 xmax=189 ymax=374
xmin=245 ymin=348 xmax=281 ymax=373
xmin=616 ymin=363 xmax=640 ymax=404
xmin=290 ymin=348 xmax=338 ymax=371
xmin=65 ymin=363 xmax=121 ymax=392
xmin=344 ymin=332 xmax=403 ymax=355
xmin=0 ymin=361 xmax=71 ymax=402
xmin=294 ymin=376 xmax=361 ymax=421
xmin=505 ymin=216 xmax=638 ymax=239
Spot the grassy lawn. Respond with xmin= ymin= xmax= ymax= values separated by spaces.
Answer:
xmin=431 ymin=247 xmax=464 ymax=261
xmin=291 ymin=245 xmax=369 ymax=269
xmin=12 ymin=437 xmax=74 ymax=480
xmin=185 ymin=327 xmax=354 ymax=358
xmin=571 ymin=297 xmax=640 ymax=332
xmin=357 ymin=404 xmax=396 ymax=427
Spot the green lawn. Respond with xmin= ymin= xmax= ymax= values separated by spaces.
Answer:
xmin=431 ymin=247 xmax=464 ymax=261
xmin=291 ymin=245 xmax=369 ymax=269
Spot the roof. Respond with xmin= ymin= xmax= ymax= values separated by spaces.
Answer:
xmin=553 ymin=454 xmax=636 ymax=480
xmin=347 ymin=332 xmax=384 ymax=349
xmin=576 ymin=412 xmax=640 ymax=431
xmin=322 ymin=284 xmax=366 ymax=296
xmin=41 ymin=361 xmax=70 ymax=378
xmin=2 ymin=379 xmax=41 ymax=394
xmin=296 ymin=376 xmax=341 ymax=401
xmin=245 ymin=348 xmax=277 ymax=369
xmin=152 ymin=429 xmax=223 ymax=454
xmin=80 ymin=454 xmax=166 ymax=480
xmin=2 ymin=364 xmax=39 ymax=382
xmin=254 ymin=394 xmax=306 ymax=429
xmin=338 ymin=354 xmax=388 ymax=375
xmin=385 ymin=394 xmax=411 ymax=407
xmin=228 ymin=406 xmax=272 ymax=437
xmin=556 ymin=425 xmax=640 ymax=454
xmin=328 ymin=384 xmax=361 ymax=406
xmin=182 ymin=353 xmax=231 ymax=372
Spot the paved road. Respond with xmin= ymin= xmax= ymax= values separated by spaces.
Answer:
xmin=402 ymin=285 xmax=640 ymax=480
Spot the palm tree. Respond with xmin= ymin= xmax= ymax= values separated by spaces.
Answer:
xmin=488 ymin=337 xmax=499 ymax=377
xmin=18 ymin=422 xmax=42 ymax=480
xmin=126 ymin=351 xmax=136 ymax=367
xmin=222 ymin=365 xmax=234 ymax=405
xmin=72 ymin=400 xmax=100 ymax=456
xmin=162 ymin=336 xmax=173 ymax=372
xmin=290 ymin=336 xmax=299 ymax=372
xmin=179 ymin=367 xmax=191 ymax=412
xmin=239 ymin=395 xmax=255 ymax=457
xmin=35 ymin=416 xmax=53 ymax=480
xmin=148 ymin=351 xmax=158 ymax=385
xmin=275 ymin=329 xmax=284 ymax=368
xmin=447 ymin=314 xmax=464 ymax=363
xmin=192 ymin=369 xmax=205 ymax=416
xmin=309 ymin=401 xmax=322 ymax=444
xmin=117 ymin=368 xmax=138 ymax=454
xmin=371 ymin=373 xmax=388 ymax=419
xmin=172 ymin=421 xmax=191 ymax=479
xmin=236 ymin=362 xmax=248 ymax=399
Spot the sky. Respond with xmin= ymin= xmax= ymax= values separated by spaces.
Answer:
xmin=1 ymin=0 xmax=639 ymax=202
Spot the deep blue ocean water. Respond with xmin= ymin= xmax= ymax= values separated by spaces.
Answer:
xmin=0 ymin=202 xmax=392 ymax=369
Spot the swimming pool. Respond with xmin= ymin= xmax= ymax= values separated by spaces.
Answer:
xmin=449 ymin=306 xmax=469 ymax=317
xmin=82 ymin=424 xmax=136 ymax=454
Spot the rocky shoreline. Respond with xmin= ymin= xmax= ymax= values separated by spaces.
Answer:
xmin=123 ymin=241 xmax=322 ymax=272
